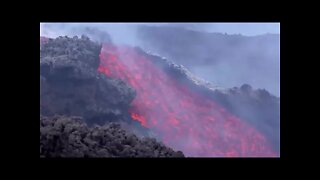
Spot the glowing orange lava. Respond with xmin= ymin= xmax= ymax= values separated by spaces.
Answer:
xmin=98 ymin=43 xmax=276 ymax=157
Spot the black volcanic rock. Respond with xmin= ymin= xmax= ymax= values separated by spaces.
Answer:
xmin=40 ymin=36 xmax=136 ymax=126
xmin=40 ymin=115 xmax=185 ymax=157
xmin=40 ymin=35 xmax=101 ymax=77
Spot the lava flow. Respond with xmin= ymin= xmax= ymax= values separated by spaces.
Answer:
xmin=98 ymin=44 xmax=276 ymax=157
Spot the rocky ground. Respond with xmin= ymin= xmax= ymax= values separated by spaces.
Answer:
xmin=40 ymin=35 xmax=137 ymax=126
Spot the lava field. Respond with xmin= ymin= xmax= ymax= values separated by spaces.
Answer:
xmin=40 ymin=35 xmax=280 ymax=157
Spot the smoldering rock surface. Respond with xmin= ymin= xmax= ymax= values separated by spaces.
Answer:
xmin=40 ymin=36 xmax=137 ymax=126
xmin=40 ymin=115 xmax=184 ymax=157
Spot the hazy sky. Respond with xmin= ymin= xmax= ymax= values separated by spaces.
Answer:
xmin=142 ymin=23 xmax=280 ymax=36
xmin=196 ymin=23 xmax=279 ymax=35
xmin=40 ymin=23 xmax=280 ymax=37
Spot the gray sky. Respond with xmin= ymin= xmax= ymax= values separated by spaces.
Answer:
xmin=195 ymin=23 xmax=279 ymax=35
xmin=40 ymin=23 xmax=280 ymax=37
xmin=142 ymin=23 xmax=280 ymax=36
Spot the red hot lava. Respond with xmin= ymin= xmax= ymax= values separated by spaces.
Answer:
xmin=98 ymin=44 xmax=276 ymax=157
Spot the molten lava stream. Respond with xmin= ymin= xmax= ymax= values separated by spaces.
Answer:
xmin=98 ymin=43 xmax=276 ymax=157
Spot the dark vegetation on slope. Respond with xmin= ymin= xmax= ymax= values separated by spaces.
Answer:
xmin=40 ymin=115 xmax=184 ymax=157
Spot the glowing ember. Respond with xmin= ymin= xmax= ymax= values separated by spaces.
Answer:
xmin=131 ymin=113 xmax=147 ymax=127
xmin=98 ymin=43 xmax=276 ymax=157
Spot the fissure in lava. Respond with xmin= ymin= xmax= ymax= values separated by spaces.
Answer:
xmin=98 ymin=44 xmax=276 ymax=157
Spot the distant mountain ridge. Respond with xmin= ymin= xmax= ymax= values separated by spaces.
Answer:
xmin=136 ymin=25 xmax=280 ymax=97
